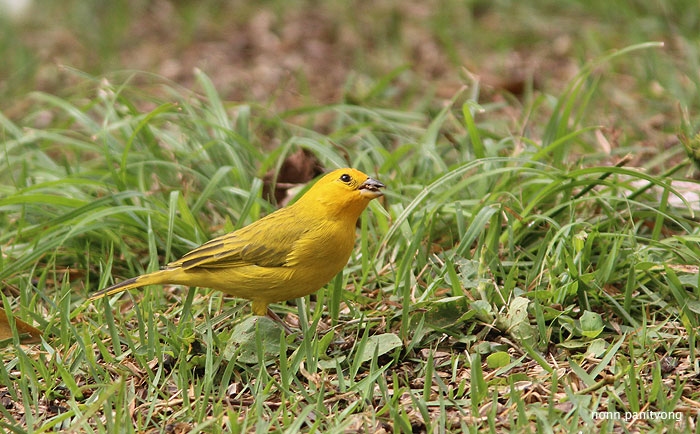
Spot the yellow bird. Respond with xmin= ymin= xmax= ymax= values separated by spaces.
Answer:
xmin=91 ymin=168 xmax=384 ymax=322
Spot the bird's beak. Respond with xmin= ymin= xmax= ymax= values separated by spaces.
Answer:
xmin=358 ymin=177 xmax=385 ymax=198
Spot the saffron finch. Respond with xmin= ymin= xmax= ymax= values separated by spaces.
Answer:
xmin=91 ymin=168 xmax=384 ymax=321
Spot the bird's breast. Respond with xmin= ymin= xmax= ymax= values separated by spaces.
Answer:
xmin=286 ymin=220 xmax=356 ymax=279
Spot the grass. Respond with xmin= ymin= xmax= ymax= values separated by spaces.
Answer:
xmin=2 ymin=0 xmax=700 ymax=433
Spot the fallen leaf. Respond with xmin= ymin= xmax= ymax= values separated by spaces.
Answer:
xmin=263 ymin=148 xmax=324 ymax=205
xmin=357 ymin=333 xmax=403 ymax=363
xmin=0 ymin=310 xmax=42 ymax=345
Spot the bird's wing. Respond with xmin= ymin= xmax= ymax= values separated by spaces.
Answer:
xmin=169 ymin=209 xmax=308 ymax=270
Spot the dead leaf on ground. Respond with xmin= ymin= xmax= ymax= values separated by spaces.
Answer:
xmin=0 ymin=310 xmax=43 ymax=345
xmin=263 ymin=148 xmax=323 ymax=206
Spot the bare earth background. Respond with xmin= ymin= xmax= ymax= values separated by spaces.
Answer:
xmin=3 ymin=1 xmax=694 ymax=171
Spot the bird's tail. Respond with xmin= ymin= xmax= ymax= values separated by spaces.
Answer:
xmin=89 ymin=270 xmax=169 ymax=300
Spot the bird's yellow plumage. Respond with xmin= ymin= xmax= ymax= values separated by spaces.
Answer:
xmin=90 ymin=168 xmax=384 ymax=317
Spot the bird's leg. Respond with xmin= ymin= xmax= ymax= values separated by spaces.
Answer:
xmin=266 ymin=308 xmax=295 ymax=335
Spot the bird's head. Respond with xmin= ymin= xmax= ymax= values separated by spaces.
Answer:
xmin=296 ymin=168 xmax=385 ymax=219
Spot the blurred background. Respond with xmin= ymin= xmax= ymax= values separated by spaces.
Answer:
xmin=1 ymin=0 xmax=698 ymax=146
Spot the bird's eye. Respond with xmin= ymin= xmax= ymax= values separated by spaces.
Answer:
xmin=339 ymin=173 xmax=352 ymax=183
